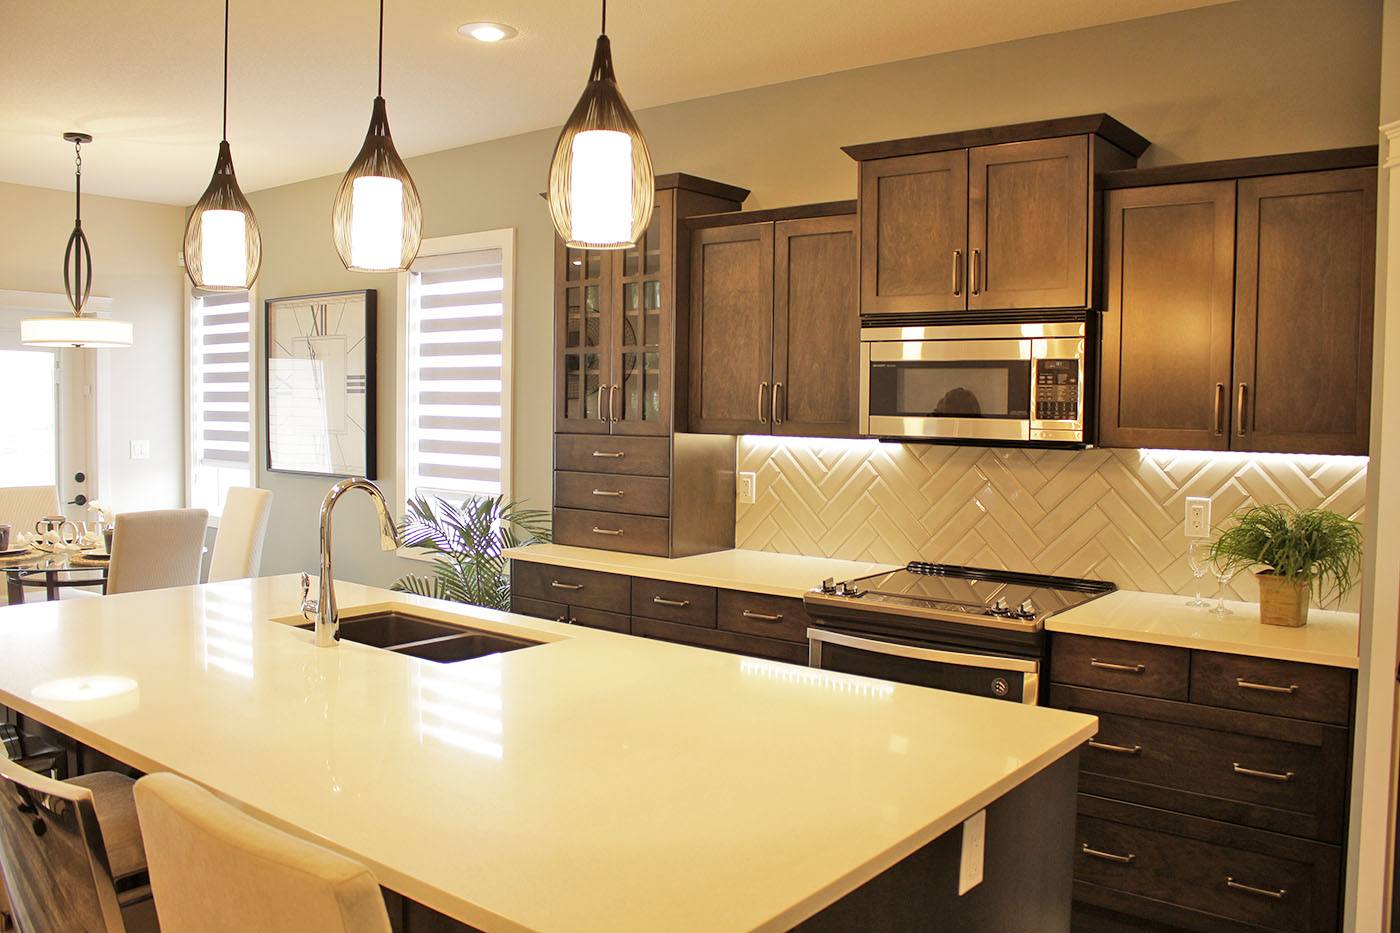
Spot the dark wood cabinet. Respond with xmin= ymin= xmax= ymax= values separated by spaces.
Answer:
xmin=1099 ymin=158 xmax=1377 ymax=456
xmin=688 ymin=203 xmax=859 ymax=437
xmin=1233 ymin=168 xmax=1376 ymax=456
xmin=1100 ymin=181 xmax=1237 ymax=450
xmin=844 ymin=115 xmax=1147 ymax=318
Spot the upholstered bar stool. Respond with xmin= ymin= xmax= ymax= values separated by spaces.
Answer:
xmin=0 ymin=756 xmax=156 ymax=932
xmin=134 ymin=773 xmax=392 ymax=933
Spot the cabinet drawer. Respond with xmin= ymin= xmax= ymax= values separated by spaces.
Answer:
xmin=511 ymin=561 xmax=630 ymax=613
xmin=510 ymin=595 xmax=567 ymax=622
xmin=630 ymin=578 xmax=716 ymax=628
xmin=1075 ymin=795 xmax=1341 ymax=933
xmin=554 ymin=434 xmax=670 ymax=476
xmin=553 ymin=508 xmax=671 ymax=557
xmin=1190 ymin=651 xmax=1353 ymax=725
xmin=631 ymin=616 xmax=808 ymax=665
xmin=554 ymin=471 xmax=670 ymax=517
xmin=716 ymin=590 xmax=814 ymax=645
xmin=1051 ymin=634 xmax=1188 ymax=700
xmin=569 ymin=606 xmax=631 ymax=634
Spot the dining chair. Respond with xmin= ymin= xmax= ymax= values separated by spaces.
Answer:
xmin=0 ymin=756 xmax=155 ymax=932
xmin=134 ymin=772 xmax=392 ymax=933
xmin=207 ymin=487 xmax=274 ymax=583
xmin=106 ymin=508 xmax=209 ymax=596
xmin=0 ymin=485 xmax=61 ymax=540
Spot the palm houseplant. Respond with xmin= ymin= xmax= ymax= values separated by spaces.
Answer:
xmin=1207 ymin=504 xmax=1363 ymax=627
xmin=392 ymin=494 xmax=549 ymax=610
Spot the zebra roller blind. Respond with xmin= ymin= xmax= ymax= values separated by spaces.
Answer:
xmin=192 ymin=289 xmax=252 ymax=469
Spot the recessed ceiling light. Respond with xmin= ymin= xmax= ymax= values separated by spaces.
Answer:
xmin=459 ymin=22 xmax=518 ymax=42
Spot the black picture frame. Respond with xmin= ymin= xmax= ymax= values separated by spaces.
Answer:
xmin=264 ymin=289 xmax=377 ymax=479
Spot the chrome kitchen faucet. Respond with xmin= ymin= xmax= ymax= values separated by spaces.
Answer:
xmin=301 ymin=477 xmax=400 ymax=647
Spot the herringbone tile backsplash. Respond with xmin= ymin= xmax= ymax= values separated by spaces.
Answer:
xmin=735 ymin=439 xmax=1368 ymax=610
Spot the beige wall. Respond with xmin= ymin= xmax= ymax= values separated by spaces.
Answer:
xmin=0 ymin=181 xmax=186 ymax=511
xmin=243 ymin=0 xmax=1384 ymax=587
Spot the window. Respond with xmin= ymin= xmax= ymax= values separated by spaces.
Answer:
xmin=188 ymin=289 xmax=253 ymax=518
xmin=398 ymin=230 xmax=514 ymax=523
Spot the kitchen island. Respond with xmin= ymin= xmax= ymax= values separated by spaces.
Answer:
xmin=0 ymin=575 xmax=1096 ymax=931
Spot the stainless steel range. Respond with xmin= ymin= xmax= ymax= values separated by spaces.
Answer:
xmin=803 ymin=563 xmax=1115 ymax=704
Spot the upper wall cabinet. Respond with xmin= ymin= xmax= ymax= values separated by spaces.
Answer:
xmin=1099 ymin=150 xmax=1378 ymax=455
xmin=688 ymin=204 xmax=859 ymax=437
xmin=843 ymin=115 xmax=1147 ymax=318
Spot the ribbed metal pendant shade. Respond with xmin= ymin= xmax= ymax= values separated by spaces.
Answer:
xmin=547 ymin=9 xmax=654 ymax=250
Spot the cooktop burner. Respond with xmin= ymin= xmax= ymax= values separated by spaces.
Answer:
xmin=804 ymin=562 xmax=1116 ymax=632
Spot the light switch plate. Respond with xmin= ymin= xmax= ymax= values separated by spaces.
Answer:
xmin=958 ymin=809 xmax=986 ymax=895
xmin=1185 ymin=496 xmax=1212 ymax=538
xmin=737 ymin=471 xmax=757 ymax=505
xmin=130 ymin=439 xmax=151 ymax=461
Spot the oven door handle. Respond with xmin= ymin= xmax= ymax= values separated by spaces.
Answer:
xmin=807 ymin=628 xmax=1040 ymax=704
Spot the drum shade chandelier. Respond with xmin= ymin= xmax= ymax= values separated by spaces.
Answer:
xmin=546 ymin=0 xmax=654 ymax=249
xmin=332 ymin=0 xmax=422 ymax=272
xmin=21 ymin=133 xmax=134 ymax=349
xmin=183 ymin=0 xmax=262 ymax=291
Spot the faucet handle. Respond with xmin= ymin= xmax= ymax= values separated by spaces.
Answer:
xmin=300 ymin=572 xmax=319 ymax=623
xmin=301 ymin=572 xmax=311 ymax=600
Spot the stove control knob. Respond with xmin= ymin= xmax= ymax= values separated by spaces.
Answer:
xmin=994 ymin=598 xmax=1009 ymax=612
xmin=820 ymin=577 xmax=838 ymax=595
xmin=1019 ymin=599 xmax=1036 ymax=618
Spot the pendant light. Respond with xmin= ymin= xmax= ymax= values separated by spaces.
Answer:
xmin=547 ymin=0 xmax=654 ymax=250
xmin=332 ymin=0 xmax=422 ymax=272
xmin=183 ymin=0 xmax=261 ymax=291
xmin=21 ymin=134 xmax=134 ymax=349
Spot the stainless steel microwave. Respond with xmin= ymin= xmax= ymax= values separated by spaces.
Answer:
xmin=859 ymin=320 xmax=1087 ymax=444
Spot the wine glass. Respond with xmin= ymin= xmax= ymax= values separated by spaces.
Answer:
xmin=1185 ymin=540 xmax=1210 ymax=607
xmin=1210 ymin=562 xmax=1238 ymax=615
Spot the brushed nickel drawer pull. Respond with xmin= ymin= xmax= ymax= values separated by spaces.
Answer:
xmin=758 ymin=381 xmax=770 ymax=425
xmin=1236 ymin=678 xmax=1298 ymax=695
xmin=591 ymin=489 xmax=624 ymax=497
xmin=652 ymin=596 xmax=690 ymax=608
xmin=1226 ymin=877 xmax=1286 ymax=900
xmin=1087 ymin=740 xmax=1142 ymax=756
xmin=1236 ymin=382 xmax=1248 ymax=436
xmin=1232 ymin=762 xmax=1295 ymax=782
xmin=1081 ymin=844 xmax=1134 ymax=865
xmin=591 ymin=450 xmax=625 ymax=459
xmin=610 ymin=383 xmax=621 ymax=422
xmin=597 ymin=385 xmax=609 ymax=422
xmin=772 ymin=382 xmax=784 ymax=426
xmin=952 ymin=249 xmax=963 ymax=296
xmin=742 ymin=610 xmax=784 ymax=622
xmin=550 ymin=581 xmax=584 ymax=591
xmin=591 ymin=527 xmax=624 ymax=536
xmin=971 ymin=248 xmax=981 ymax=295
xmin=1089 ymin=658 xmax=1146 ymax=674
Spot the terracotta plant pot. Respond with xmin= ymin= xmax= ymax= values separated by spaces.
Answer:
xmin=1256 ymin=571 xmax=1310 ymax=628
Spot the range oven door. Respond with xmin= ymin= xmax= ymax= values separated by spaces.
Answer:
xmin=808 ymin=628 xmax=1040 ymax=704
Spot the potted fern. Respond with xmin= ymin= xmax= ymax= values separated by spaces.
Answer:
xmin=392 ymin=494 xmax=550 ymax=610
xmin=1207 ymin=505 xmax=1362 ymax=627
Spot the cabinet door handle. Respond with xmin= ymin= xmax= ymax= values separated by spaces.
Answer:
xmin=591 ymin=450 xmax=625 ymax=459
xmin=1087 ymin=740 xmax=1143 ymax=756
xmin=1232 ymin=762 xmax=1295 ymax=782
xmin=557 ymin=615 xmax=571 ymax=625
xmin=551 ymin=581 xmax=584 ymax=591
xmin=1214 ymin=383 xmax=1226 ymax=436
xmin=741 ymin=610 xmax=784 ymax=622
xmin=1236 ymin=678 xmax=1298 ymax=695
xmin=1090 ymin=658 xmax=1145 ymax=674
xmin=1081 ymin=844 xmax=1135 ymax=865
xmin=652 ymin=596 xmax=691 ymax=608
xmin=591 ymin=489 xmax=624 ymax=498
xmin=1236 ymin=382 xmax=1248 ymax=436
xmin=970 ymin=248 xmax=981 ymax=295
xmin=1226 ymin=877 xmax=1286 ymax=900
xmin=610 ymin=383 xmax=621 ymax=422
xmin=591 ymin=527 xmax=624 ymax=536
xmin=598 ymin=385 xmax=610 ymax=422
xmin=952 ymin=249 xmax=963 ymax=296
xmin=758 ymin=381 xmax=769 ymax=425
xmin=772 ymin=382 xmax=784 ymax=426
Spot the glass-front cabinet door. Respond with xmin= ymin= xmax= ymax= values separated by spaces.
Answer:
xmin=611 ymin=188 xmax=673 ymax=436
xmin=554 ymin=242 xmax=613 ymax=433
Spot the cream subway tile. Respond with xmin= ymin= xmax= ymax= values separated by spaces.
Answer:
xmin=1094 ymin=490 xmax=1176 ymax=570
xmin=1033 ymin=473 xmax=1111 ymax=544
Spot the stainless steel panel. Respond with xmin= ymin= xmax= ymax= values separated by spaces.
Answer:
xmin=867 ymin=338 xmax=1032 ymax=363
xmin=865 ymin=414 xmax=1031 ymax=442
xmin=860 ymin=321 xmax=1086 ymax=343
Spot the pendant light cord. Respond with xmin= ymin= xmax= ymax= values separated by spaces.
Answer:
xmin=73 ymin=139 xmax=82 ymax=226
xmin=601 ymin=0 xmax=606 ymax=34
xmin=221 ymin=0 xmax=230 ymax=141
xmin=377 ymin=0 xmax=384 ymax=97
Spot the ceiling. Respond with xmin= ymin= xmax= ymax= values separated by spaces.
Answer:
xmin=3 ymin=0 xmax=1232 ymax=205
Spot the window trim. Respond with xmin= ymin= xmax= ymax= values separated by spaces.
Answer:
xmin=185 ymin=284 xmax=257 ymax=526
xmin=395 ymin=228 xmax=515 ymax=561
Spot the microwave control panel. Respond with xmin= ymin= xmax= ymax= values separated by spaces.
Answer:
xmin=1034 ymin=359 xmax=1080 ymax=422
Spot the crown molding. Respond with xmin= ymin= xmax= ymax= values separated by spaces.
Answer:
xmin=1383 ymin=120 xmax=1400 ymax=169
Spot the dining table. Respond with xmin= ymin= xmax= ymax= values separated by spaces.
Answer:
xmin=0 ymin=548 xmax=109 ymax=603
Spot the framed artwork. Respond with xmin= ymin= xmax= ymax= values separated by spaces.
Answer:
xmin=265 ymin=289 xmax=376 ymax=478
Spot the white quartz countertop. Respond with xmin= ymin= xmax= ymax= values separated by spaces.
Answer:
xmin=503 ymin=544 xmax=899 ymax=599
xmin=1046 ymin=589 xmax=1359 ymax=668
xmin=0 ymin=575 xmax=1096 ymax=932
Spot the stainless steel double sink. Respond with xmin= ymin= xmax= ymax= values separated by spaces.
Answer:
xmin=296 ymin=611 xmax=543 ymax=664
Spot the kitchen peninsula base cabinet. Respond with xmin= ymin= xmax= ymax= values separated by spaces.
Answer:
xmin=1048 ymin=633 xmax=1355 ymax=932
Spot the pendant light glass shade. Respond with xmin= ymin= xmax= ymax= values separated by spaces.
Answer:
xmin=332 ymin=97 xmax=422 ymax=271
xmin=547 ymin=26 xmax=654 ymax=250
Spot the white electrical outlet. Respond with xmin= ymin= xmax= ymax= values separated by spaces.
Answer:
xmin=737 ymin=472 xmax=757 ymax=505
xmin=1185 ymin=496 xmax=1212 ymax=538
xmin=958 ymin=809 xmax=986 ymax=895
xmin=130 ymin=439 xmax=151 ymax=461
